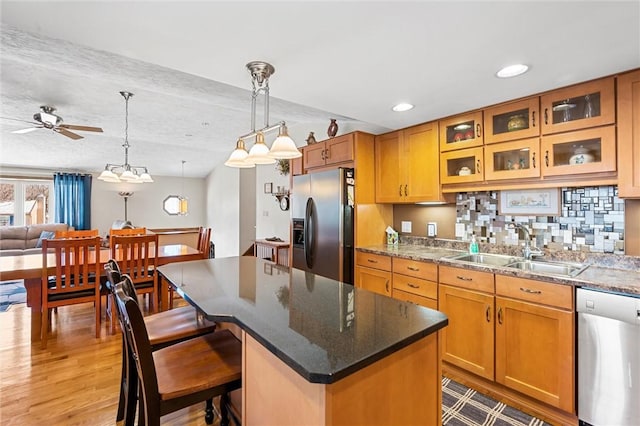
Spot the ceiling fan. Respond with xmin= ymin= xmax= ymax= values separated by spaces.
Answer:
xmin=5 ymin=106 xmax=103 ymax=140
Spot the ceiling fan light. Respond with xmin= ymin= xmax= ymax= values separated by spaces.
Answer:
xmin=268 ymin=124 xmax=301 ymax=159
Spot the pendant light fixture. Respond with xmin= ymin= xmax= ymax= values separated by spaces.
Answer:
xmin=98 ymin=91 xmax=153 ymax=183
xmin=178 ymin=160 xmax=189 ymax=216
xmin=224 ymin=61 xmax=301 ymax=168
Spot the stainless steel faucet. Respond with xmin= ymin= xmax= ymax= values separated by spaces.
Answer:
xmin=509 ymin=223 xmax=544 ymax=260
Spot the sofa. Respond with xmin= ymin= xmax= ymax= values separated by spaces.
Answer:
xmin=0 ymin=223 xmax=72 ymax=256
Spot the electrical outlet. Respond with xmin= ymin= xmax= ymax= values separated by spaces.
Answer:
xmin=401 ymin=221 xmax=412 ymax=233
xmin=427 ymin=222 xmax=437 ymax=237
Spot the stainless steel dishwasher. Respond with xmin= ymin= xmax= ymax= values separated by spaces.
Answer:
xmin=577 ymin=288 xmax=640 ymax=426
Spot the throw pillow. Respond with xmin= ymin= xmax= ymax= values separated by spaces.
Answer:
xmin=36 ymin=230 xmax=56 ymax=248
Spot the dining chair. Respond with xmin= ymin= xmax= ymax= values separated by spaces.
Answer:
xmin=114 ymin=282 xmax=241 ymax=426
xmin=105 ymin=267 xmax=217 ymax=425
xmin=197 ymin=226 xmax=212 ymax=259
xmin=41 ymin=236 xmax=102 ymax=349
xmin=111 ymin=233 xmax=159 ymax=313
xmin=109 ymin=227 xmax=146 ymax=248
xmin=54 ymin=229 xmax=100 ymax=238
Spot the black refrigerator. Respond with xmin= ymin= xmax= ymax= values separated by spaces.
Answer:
xmin=291 ymin=168 xmax=354 ymax=284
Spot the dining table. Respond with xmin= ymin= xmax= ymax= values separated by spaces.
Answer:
xmin=0 ymin=244 xmax=202 ymax=341
xmin=158 ymin=256 xmax=448 ymax=425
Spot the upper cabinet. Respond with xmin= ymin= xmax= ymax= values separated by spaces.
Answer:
xmin=617 ymin=69 xmax=640 ymax=198
xmin=303 ymin=133 xmax=354 ymax=170
xmin=541 ymin=126 xmax=616 ymax=176
xmin=540 ymin=77 xmax=615 ymax=135
xmin=484 ymin=138 xmax=541 ymax=181
xmin=375 ymin=122 xmax=444 ymax=203
xmin=440 ymin=147 xmax=484 ymax=185
xmin=439 ymin=111 xmax=484 ymax=152
xmin=484 ymin=97 xmax=540 ymax=144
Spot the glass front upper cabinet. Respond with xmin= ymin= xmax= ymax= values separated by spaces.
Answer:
xmin=440 ymin=147 xmax=484 ymax=184
xmin=540 ymin=77 xmax=615 ymax=135
xmin=484 ymin=138 xmax=541 ymax=181
xmin=439 ymin=111 xmax=483 ymax=152
xmin=541 ymin=125 xmax=616 ymax=177
xmin=484 ymin=97 xmax=540 ymax=144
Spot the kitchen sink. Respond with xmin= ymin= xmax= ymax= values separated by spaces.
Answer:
xmin=446 ymin=253 xmax=519 ymax=267
xmin=504 ymin=259 xmax=589 ymax=277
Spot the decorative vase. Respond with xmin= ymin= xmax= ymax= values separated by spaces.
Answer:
xmin=327 ymin=119 xmax=338 ymax=138
xmin=569 ymin=145 xmax=594 ymax=165
xmin=305 ymin=131 xmax=317 ymax=145
xmin=507 ymin=114 xmax=527 ymax=132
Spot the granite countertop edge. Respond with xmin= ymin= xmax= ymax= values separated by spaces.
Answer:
xmin=358 ymin=245 xmax=640 ymax=296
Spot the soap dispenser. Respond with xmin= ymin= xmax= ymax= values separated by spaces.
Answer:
xmin=469 ymin=233 xmax=479 ymax=254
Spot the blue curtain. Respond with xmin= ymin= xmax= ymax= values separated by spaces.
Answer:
xmin=53 ymin=173 xmax=92 ymax=230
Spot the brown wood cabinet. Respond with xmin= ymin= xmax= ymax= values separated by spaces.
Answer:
xmin=617 ymin=68 xmax=640 ymax=198
xmin=440 ymin=146 xmax=484 ymax=185
xmin=495 ymin=275 xmax=574 ymax=413
xmin=439 ymin=111 xmax=484 ymax=152
xmin=392 ymin=257 xmax=438 ymax=309
xmin=303 ymin=134 xmax=354 ymax=170
xmin=375 ymin=122 xmax=443 ymax=203
xmin=354 ymin=252 xmax=392 ymax=296
xmin=484 ymin=138 xmax=541 ymax=181
xmin=484 ymin=97 xmax=541 ymax=144
xmin=540 ymin=76 xmax=615 ymax=135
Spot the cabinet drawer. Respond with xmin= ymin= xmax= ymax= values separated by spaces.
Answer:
xmin=355 ymin=251 xmax=391 ymax=271
xmin=495 ymin=275 xmax=573 ymax=310
xmin=393 ymin=273 xmax=437 ymax=299
xmin=439 ymin=265 xmax=494 ymax=293
xmin=393 ymin=289 xmax=437 ymax=310
xmin=392 ymin=257 xmax=437 ymax=280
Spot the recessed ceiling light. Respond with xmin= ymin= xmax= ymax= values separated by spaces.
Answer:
xmin=496 ymin=64 xmax=529 ymax=78
xmin=392 ymin=103 xmax=414 ymax=112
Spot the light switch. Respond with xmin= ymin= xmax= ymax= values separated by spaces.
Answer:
xmin=401 ymin=221 xmax=412 ymax=233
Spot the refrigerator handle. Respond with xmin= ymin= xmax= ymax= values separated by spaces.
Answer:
xmin=304 ymin=197 xmax=315 ymax=268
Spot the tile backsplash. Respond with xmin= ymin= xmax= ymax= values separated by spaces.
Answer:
xmin=456 ymin=186 xmax=624 ymax=254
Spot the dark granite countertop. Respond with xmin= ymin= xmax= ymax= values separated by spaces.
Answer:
xmin=358 ymin=243 xmax=640 ymax=296
xmin=158 ymin=256 xmax=448 ymax=384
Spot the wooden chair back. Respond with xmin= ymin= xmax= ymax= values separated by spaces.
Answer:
xmin=111 ymin=233 xmax=159 ymax=312
xmin=109 ymin=227 xmax=146 ymax=247
xmin=41 ymin=236 xmax=102 ymax=348
xmin=55 ymin=229 xmax=99 ymax=239
xmin=197 ymin=227 xmax=211 ymax=259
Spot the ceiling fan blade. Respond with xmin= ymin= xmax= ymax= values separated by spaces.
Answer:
xmin=12 ymin=126 xmax=42 ymax=134
xmin=59 ymin=124 xmax=103 ymax=133
xmin=1 ymin=116 xmax=40 ymax=125
xmin=55 ymin=127 xmax=83 ymax=140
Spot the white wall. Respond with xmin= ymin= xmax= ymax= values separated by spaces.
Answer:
xmin=206 ymin=165 xmax=242 ymax=258
xmin=255 ymin=162 xmax=290 ymax=240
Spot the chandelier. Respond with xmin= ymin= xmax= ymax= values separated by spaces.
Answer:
xmin=98 ymin=91 xmax=153 ymax=183
xmin=225 ymin=61 xmax=302 ymax=168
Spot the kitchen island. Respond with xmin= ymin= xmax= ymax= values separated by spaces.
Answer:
xmin=158 ymin=256 xmax=448 ymax=425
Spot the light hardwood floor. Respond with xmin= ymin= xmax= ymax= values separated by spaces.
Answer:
xmin=0 ymin=300 xmax=219 ymax=425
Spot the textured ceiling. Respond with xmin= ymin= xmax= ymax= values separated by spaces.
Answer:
xmin=1 ymin=1 xmax=639 ymax=178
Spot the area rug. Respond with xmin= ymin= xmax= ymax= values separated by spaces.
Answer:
xmin=0 ymin=280 xmax=26 ymax=312
xmin=442 ymin=377 xmax=551 ymax=426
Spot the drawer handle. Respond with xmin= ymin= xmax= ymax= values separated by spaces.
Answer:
xmin=321 ymin=150 xmax=325 ymax=160
xmin=456 ymin=275 xmax=473 ymax=281
xmin=407 ymin=283 xmax=420 ymax=289
xmin=545 ymin=150 xmax=549 ymax=167
xmin=544 ymin=108 xmax=549 ymax=125
xmin=476 ymin=159 xmax=481 ymax=174
xmin=498 ymin=307 xmax=503 ymax=324
xmin=399 ymin=184 xmax=403 ymax=196
xmin=404 ymin=184 xmax=408 ymax=196
xmin=519 ymin=287 xmax=542 ymax=294
xmin=367 ymin=259 xmax=378 ymax=264
xmin=407 ymin=266 xmax=420 ymax=272
xmin=486 ymin=305 xmax=491 ymax=323
xmin=325 ymin=148 xmax=330 ymax=159
xmin=531 ymin=110 xmax=536 ymax=127
xmin=385 ymin=279 xmax=390 ymax=293
xmin=532 ymin=152 xmax=536 ymax=168
xmin=476 ymin=123 xmax=481 ymax=138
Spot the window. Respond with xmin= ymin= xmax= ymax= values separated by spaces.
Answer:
xmin=0 ymin=179 xmax=54 ymax=226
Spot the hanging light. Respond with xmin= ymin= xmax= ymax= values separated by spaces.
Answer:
xmin=225 ymin=61 xmax=301 ymax=168
xmin=98 ymin=91 xmax=153 ymax=183
xmin=178 ymin=160 xmax=189 ymax=216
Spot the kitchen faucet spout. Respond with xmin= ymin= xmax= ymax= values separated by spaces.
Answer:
xmin=509 ymin=223 xmax=544 ymax=260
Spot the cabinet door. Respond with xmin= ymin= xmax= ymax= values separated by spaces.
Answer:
xmin=617 ymin=69 xmax=640 ymax=197
xmin=291 ymin=150 xmax=304 ymax=176
xmin=303 ymin=142 xmax=327 ymax=169
xmin=325 ymin=134 xmax=354 ymax=165
xmin=439 ymin=284 xmax=494 ymax=380
xmin=354 ymin=266 xmax=392 ymax=297
xmin=440 ymin=147 xmax=484 ymax=184
xmin=484 ymin=97 xmax=540 ymax=144
xmin=404 ymin=122 xmax=442 ymax=202
xmin=541 ymin=125 xmax=616 ymax=176
xmin=495 ymin=296 xmax=574 ymax=412
xmin=484 ymin=138 xmax=541 ymax=181
xmin=375 ymin=131 xmax=404 ymax=203
xmin=393 ymin=288 xmax=437 ymax=310
xmin=540 ymin=76 xmax=615 ymax=135
xmin=439 ymin=111 xmax=484 ymax=152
